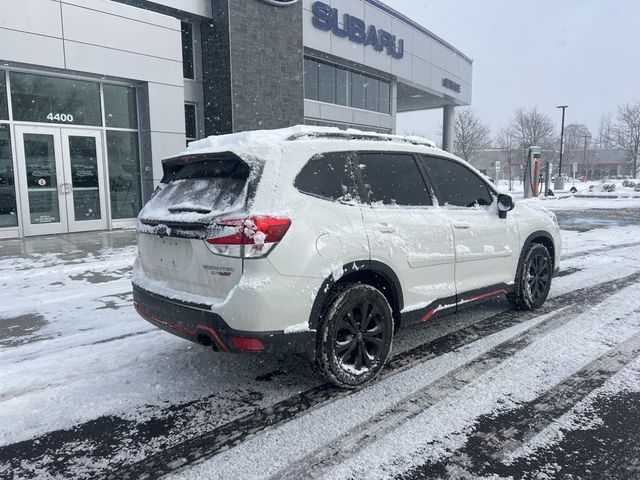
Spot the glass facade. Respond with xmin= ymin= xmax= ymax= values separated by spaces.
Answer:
xmin=0 ymin=71 xmax=8 ymax=120
xmin=0 ymin=125 xmax=17 ymax=227
xmin=10 ymin=72 xmax=102 ymax=126
xmin=104 ymin=85 xmax=138 ymax=129
xmin=107 ymin=131 xmax=142 ymax=220
xmin=304 ymin=57 xmax=391 ymax=115
xmin=0 ymin=70 xmax=143 ymax=232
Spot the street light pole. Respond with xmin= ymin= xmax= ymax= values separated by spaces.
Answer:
xmin=555 ymin=105 xmax=568 ymax=190
xmin=583 ymin=134 xmax=589 ymax=176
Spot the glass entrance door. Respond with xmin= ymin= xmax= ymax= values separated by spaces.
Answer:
xmin=15 ymin=126 xmax=107 ymax=236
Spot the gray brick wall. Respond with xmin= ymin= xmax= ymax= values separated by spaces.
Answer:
xmin=202 ymin=2 xmax=233 ymax=135
xmin=228 ymin=0 xmax=304 ymax=132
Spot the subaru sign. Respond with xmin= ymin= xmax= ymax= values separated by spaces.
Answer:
xmin=311 ymin=1 xmax=404 ymax=59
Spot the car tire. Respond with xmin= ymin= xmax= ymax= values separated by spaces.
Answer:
xmin=508 ymin=243 xmax=553 ymax=311
xmin=315 ymin=284 xmax=394 ymax=388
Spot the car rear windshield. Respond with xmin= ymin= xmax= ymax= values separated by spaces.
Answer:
xmin=139 ymin=154 xmax=254 ymax=225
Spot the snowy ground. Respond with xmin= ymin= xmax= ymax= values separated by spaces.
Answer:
xmin=1 ymin=198 xmax=640 ymax=479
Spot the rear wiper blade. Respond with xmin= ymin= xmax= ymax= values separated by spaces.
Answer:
xmin=168 ymin=206 xmax=212 ymax=214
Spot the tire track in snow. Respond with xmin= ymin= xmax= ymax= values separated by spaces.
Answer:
xmin=397 ymin=324 xmax=640 ymax=480
xmin=267 ymin=280 xmax=640 ymax=480
xmin=104 ymin=271 xmax=640 ymax=480
xmin=561 ymin=240 xmax=640 ymax=260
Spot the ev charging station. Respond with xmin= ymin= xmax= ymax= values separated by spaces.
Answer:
xmin=523 ymin=146 xmax=544 ymax=198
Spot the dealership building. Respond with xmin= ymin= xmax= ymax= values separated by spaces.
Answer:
xmin=0 ymin=0 xmax=473 ymax=238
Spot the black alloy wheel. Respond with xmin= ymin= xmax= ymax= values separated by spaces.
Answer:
xmin=525 ymin=250 xmax=550 ymax=303
xmin=316 ymin=284 xmax=394 ymax=388
xmin=508 ymin=243 xmax=553 ymax=310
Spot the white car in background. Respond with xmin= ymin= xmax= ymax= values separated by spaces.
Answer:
xmin=132 ymin=126 xmax=561 ymax=388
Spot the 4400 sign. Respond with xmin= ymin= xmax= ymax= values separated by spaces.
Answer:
xmin=46 ymin=112 xmax=74 ymax=123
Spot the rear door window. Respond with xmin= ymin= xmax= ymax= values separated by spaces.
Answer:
xmin=356 ymin=152 xmax=431 ymax=206
xmin=419 ymin=156 xmax=493 ymax=207
xmin=140 ymin=155 xmax=253 ymax=223
xmin=294 ymin=151 xmax=358 ymax=202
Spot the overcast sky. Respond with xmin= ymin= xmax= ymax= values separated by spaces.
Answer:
xmin=387 ymin=0 xmax=640 ymax=144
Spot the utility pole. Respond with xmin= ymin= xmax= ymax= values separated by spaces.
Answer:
xmin=555 ymin=105 xmax=568 ymax=190
xmin=583 ymin=134 xmax=589 ymax=178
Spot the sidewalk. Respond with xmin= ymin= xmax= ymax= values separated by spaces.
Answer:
xmin=0 ymin=229 xmax=136 ymax=265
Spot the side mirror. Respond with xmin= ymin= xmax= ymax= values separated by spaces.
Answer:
xmin=497 ymin=193 xmax=515 ymax=219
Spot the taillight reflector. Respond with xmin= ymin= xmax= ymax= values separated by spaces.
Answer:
xmin=228 ymin=336 xmax=266 ymax=352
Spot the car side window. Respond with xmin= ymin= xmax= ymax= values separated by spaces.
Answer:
xmin=294 ymin=151 xmax=358 ymax=202
xmin=356 ymin=152 xmax=431 ymax=206
xmin=419 ymin=155 xmax=493 ymax=207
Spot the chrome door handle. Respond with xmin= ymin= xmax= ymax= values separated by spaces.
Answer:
xmin=374 ymin=223 xmax=396 ymax=233
xmin=453 ymin=222 xmax=471 ymax=229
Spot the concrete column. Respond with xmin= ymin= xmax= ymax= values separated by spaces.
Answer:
xmin=442 ymin=105 xmax=455 ymax=152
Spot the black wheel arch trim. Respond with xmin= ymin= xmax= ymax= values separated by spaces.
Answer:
xmin=517 ymin=230 xmax=556 ymax=283
xmin=308 ymin=260 xmax=404 ymax=331
xmin=518 ymin=230 xmax=556 ymax=266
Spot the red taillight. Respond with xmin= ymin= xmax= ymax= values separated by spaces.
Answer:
xmin=204 ymin=215 xmax=291 ymax=258
xmin=228 ymin=336 xmax=266 ymax=351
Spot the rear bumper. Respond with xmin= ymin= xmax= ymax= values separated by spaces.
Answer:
xmin=132 ymin=284 xmax=316 ymax=354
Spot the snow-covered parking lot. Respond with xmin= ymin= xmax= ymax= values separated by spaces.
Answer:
xmin=1 ymin=197 xmax=640 ymax=480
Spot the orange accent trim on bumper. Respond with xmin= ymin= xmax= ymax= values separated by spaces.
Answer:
xmin=134 ymin=301 xmax=230 ymax=352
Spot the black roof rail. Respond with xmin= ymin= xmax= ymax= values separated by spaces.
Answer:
xmin=286 ymin=130 xmax=437 ymax=148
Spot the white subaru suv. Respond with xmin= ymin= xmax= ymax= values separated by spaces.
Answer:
xmin=133 ymin=126 xmax=560 ymax=388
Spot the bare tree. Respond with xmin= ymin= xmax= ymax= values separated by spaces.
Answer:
xmin=563 ymin=123 xmax=591 ymax=172
xmin=597 ymin=113 xmax=614 ymax=149
xmin=507 ymin=107 xmax=556 ymax=151
xmin=506 ymin=107 xmax=555 ymax=180
xmin=453 ymin=108 xmax=492 ymax=163
xmin=609 ymin=103 xmax=640 ymax=178
xmin=564 ymin=124 xmax=591 ymax=152
xmin=495 ymin=128 xmax=518 ymax=191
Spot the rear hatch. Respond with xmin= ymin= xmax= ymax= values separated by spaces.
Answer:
xmin=135 ymin=152 xmax=260 ymax=302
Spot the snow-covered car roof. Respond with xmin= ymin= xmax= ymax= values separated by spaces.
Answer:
xmin=178 ymin=125 xmax=439 ymax=162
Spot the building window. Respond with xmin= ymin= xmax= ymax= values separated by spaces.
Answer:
xmin=0 ymin=125 xmax=17 ymax=227
xmin=104 ymin=85 xmax=138 ymax=129
xmin=379 ymin=80 xmax=390 ymax=114
xmin=304 ymin=57 xmax=391 ymax=115
xmin=304 ymin=58 xmax=319 ymax=101
xmin=365 ymin=77 xmax=379 ymax=112
xmin=181 ymin=22 xmax=195 ymax=80
xmin=185 ymin=103 xmax=197 ymax=142
xmin=350 ymin=72 xmax=367 ymax=110
xmin=336 ymin=67 xmax=349 ymax=106
xmin=318 ymin=62 xmax=336 ymax=104
xmin=304 ymin=118 xmax=391 ymax=135
xmin=0 ymin=71 xmax=8 ymax=120
xmin=10 ymin=72 xmax=102 ymax=126
xmin=107 ymin=131 xmax=142 ymax=219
